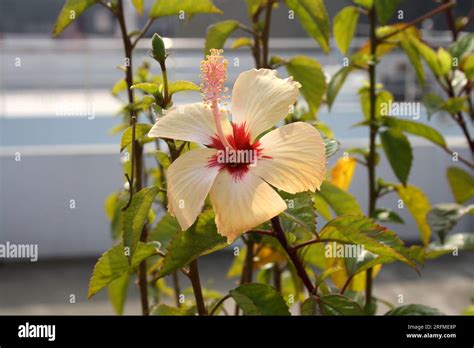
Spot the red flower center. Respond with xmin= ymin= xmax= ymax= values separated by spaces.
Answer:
xmin=207 ymin=123 xmax=267 ymax=180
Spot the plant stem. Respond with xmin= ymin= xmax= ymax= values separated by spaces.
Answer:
xmin=114 ymin=0 xmax=150 ymax=315
xmin=261 ymin=0 xmax=275 ymax=68
xmin=365 ymin=5 xmax=378 ymax=310
xmin=209 ymin=294 xmax=232 ymax=316
xmin=189 ymin=259 xmax=208 ymax=315
xmin=271 ymin=217 xmax=316 ymax=294
xmin=172 ymin=272 xmax=182 ymax=308
xmin=273 ymin=264 xmax=282 ymax=292
xmin=443 ymin=0 xmax=458 ymax=41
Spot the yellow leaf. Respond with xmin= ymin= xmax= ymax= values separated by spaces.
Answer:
xmin=253 ymin=246 xmax=286 ymax=270
xmin=396 ymin=184 xmax=432 ymax=246
xmin=330 ymin=157 xmax=357 ymax=191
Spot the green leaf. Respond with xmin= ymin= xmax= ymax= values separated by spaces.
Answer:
xmin=442 ymin=97 xmax=467 ymax=114
xmin=358 ymin=87 xmax=394 ymax=120
xmin=313 ymin=194 xmax=332 ymax=220
xmin=316 ymin=181 xmax=363 ymax=216
xmin=168 ymin=81 xmax=200 ymax=95
xmin=353 ymin=0 xmax=373 ymax=9
xmin=107 ymin=273 xmax=129 ymax=315
xmin=151 ymin=304 xmax=193 ymax=315
xmin=131 ymin=82 xmax=161 ymax=95
xmin=374 ymin=0 xmax=401 ymax=24
xmin=385 ymin=304 xmax=444 ymax=316
xmin=447 ymin=166 xmax=474 ymax=204
xmin=52 ymin=0 xmax=97 ymax=37
xmin=204 ymin=20 xmax=240 ymax=55
xmin=285 ymin=0 xmax=330 ymax=53
xmin=381 ymin=117 xmax=446 ymax=147
xmin=88 ymin=242 xmax=157 ymax=298
xmin=230 ymin=283 xmax=290 ymax=316
xmin=320 ymin=215 xmax=417 ymax=269
xmin=373 ymin=208 xmax=404 ymax=224
xmin=427 ymin=203 xmax=473 ymax=242
xmin=285 ymin=56 xmax=327 ymax=115
xmin=449 ymin=33 xmax=474 ymax=61
xmin=426 ymin=233 xmax=474 ymax=259
xmin=112 ymin=79 xmax=127 ymax=96
xmin=123 ymin=186 xmax=160 ymax=261
xmin=327 ymin=67 xmax=352 ymax=110
xmin=246 ymin=0 xmax=267 ymax=16
xmin=380 ymin=128 xmax=412 ymax=185
xmin=157 ymin=210 xmax=227 ymax=279
xmin=280 ymin=192 xmax=316 ymax=234
xmin=395 ymin=184 xmax=432 ymax=246
xmin=148 ymin=213 xmax=179 ymax=251
xmin=231 ymin=37 xmax=253 ymax=49
xmin=412 ymin=38 xmax=443 ymax=77
xmin=131 ymin=0 xmax=144 ymax=15
xmin=149 ymin=0 xmax=222 ymax=18
xmin=333 ymin=7 xmax=360 ymax=55
xmin=319 ymin=294 xmax=365 ymax=315
xmin=423 ymin=93 xmax=444 ymax=116
xmin=154 ymin=151 xmax=172 ymax=170
xmin=400 ymin=39 xmax=425 ymax=86
xmin=120 ymin=123 xmax=152 ymax=152
xmin=437 ymin=48 xmax=453 ymax=76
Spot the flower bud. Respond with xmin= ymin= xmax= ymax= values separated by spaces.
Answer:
xmin=151 ymin=33 xmax=166 ymax=64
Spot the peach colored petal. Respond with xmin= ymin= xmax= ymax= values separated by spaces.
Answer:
xmin=251 ymin=122 xmax=326 ymax=193
xmin=209 ymin=170 xmax=287 ymax=243
xmin=231 ymin=69 xmax=300 ymax=142
xmin=167 ymin=148 xmax=220 ymax=231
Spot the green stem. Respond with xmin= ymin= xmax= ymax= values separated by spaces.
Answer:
xmin=189 ymin=259 xmax=208 ymax=316
xmin=365 ymin=5 xmax=378 ymax=310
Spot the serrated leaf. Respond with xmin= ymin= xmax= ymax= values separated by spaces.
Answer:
xmin=88 ymin=242 xmax=157 ymax=298
xmin=374 ymin=0 xmax=401 ymax=24
xmin=447 ymin=166 xmax=474 ymax=204
xmin=333 ymin=6 xmax=359 ymax=55
xmin=385 ymin=304 xmax=444 ymax=316
xmin=107 ymin=273 xmax=129 ymax=315
xmin=319 ymin=294 xmax=364 ymax=315
xmin=380 ymin=128 xmax=412 ymax=185
xmin=395 ymin=184 xmax=432 ymax=246
xmin=316 ymin=181 xmax=363 ymax=216
xmin=320 ymin=215 xmax=417 ymax=269
xmin=285 ymin=0 xmax=330 ymax=53
xmin=323 ymin=137 xmax=340 ymax=159
xmin=149 ymin=0 xmax=222 ymax=18
xmin=52 ymin=0 xmax=97 ymax=37
xmin=157 ymin=210 xmax=227 ymax=279
xmin=327 ymin=66 xmax=352 ymax=110
xmin=123 ymin=186 xmax=160 ymax=260
xmin=286 ymin=56 xmax=327 ymax=116
xmin=148 ymin=213 xmax=179 ymax=251
xmin=120 ymin=123 xmax=152 ymax=152
xmin=330 ymin=157 xmax=357 ymax=191
xmin=168 ymin=81 xmax=200 ymax=95
xmin=230 ymin=283 xmax=290 ymax=316
xmin=280 ymin=192 xmax=316 ymax=234
xmin=131 ymin=0 xmax=144 ymax=15
xmin=426 ymin=233 xmax=474 ymax=259
xmin=204 ymin=20 xmax=240 ymax=55
xmin=381 ymin=117 xmax=445 ymax=147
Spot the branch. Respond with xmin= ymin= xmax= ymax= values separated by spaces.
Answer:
xmin=131 ymin=18 xmax=156 ymax=49
xmin=377 ymin=0 xmax=456 ymax=43
xmin=209 ymin=294 xmax=232 ymax=316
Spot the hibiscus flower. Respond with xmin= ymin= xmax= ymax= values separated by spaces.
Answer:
xmin=149 ymin=49 xmax=326 ymax=243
